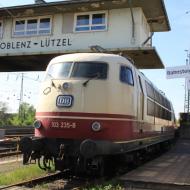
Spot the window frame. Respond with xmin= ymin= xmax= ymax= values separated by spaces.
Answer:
xmin=0 ymin=20 xmax=3 ymax=38
xmin=71 ymin=61 xmax=108 ymax=80
xmin=74 ymin=11 xmax=108 ymax=33
xmin=12 ymin=16 xmax=52 ymax=37
xmin=120 ymin=65 xmax=134 ymax=86
xmin=147 ymin=99 xmax=155 ymax=116
xmin=45 ymin=61 xmax=109 ymax=81
xmin=145 ymin=81 xmax=154 ymax=100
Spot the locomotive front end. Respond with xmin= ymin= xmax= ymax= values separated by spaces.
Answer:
xmin=35 ymin=55 xmax=109 ymax=140
xmin=20 ymin=53 xmax=119 ymax=174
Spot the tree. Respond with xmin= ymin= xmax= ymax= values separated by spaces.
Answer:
xmin=0 ymin=102 xmax=9 ymax=127
xmin=9 ymin=102 xmax=36 ymax=126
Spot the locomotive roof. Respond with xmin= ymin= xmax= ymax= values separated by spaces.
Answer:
xmin=49 ymin=53 xmax=130 ymax=65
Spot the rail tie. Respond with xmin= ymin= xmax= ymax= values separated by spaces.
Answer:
xmin=0 ymin=171 xmax=63 ymax=190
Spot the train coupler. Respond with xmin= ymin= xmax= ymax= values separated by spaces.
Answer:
xmin=19 ymin=136 xmax=45 ymax=164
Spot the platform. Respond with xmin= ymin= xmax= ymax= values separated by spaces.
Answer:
xmin=120 ymin=140 xmax=190 ymax=190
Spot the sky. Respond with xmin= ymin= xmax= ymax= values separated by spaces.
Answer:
xmin=0 ymin=0 xmax=189 ymax=118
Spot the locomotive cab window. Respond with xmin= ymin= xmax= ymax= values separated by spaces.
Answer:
xmin=45 ymin=62 xmax=108 ymax=80
xmin=71 ymin=62 xmax=108 ymax=79
xmin=45 ymin=62 xmax=73 ymax=80
xmin=120 ymin=66 xmax=134 ymax=86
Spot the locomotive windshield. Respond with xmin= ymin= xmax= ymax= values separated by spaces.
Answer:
xmin=45 ymin=62 xmax=108 ymax=80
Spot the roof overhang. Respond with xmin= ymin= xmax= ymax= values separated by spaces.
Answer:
xmin=0 ymin=47 xmax=164 ymax=72
xmin=115 ymin=47 xmax=164 ymax=69
xmin=0 ymin=0 xmax=170 ymax=32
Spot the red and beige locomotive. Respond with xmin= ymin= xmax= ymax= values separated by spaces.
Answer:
xmin=20 ymin=53 xmax=175 ymax=175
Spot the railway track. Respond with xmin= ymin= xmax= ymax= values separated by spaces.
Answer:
xmin=0 ymin=127 xmax=34 ymax=158
xmin=0 ymin=171 xmax=105 ymax=190
xmin=0 ymin=138 xmax=20 ymax=158
xmin=0 ymin=150 xmax=21 ymax=159
xmin=0 ymin=171 xmax=64 ymax=190
xmin=0 ymin=147 xmax=16 ymax=154
xmin=0 ymin=139 xmax=175 ymax=190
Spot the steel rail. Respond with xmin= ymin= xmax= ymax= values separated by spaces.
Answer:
xmin=0 ymin=171 xmax=63 ymax=190
xmin=0 ymin=151 xmax=21 ymax=158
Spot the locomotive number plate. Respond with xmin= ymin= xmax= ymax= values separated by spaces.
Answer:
xmin=56 ymin=95 xmax=73 ymax=107
xmin=50 ymin=121 xmax=77 ymax=129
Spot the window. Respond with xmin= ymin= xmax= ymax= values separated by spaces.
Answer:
xmin=145 ymin=81 xmax=154 ymax=99
xmin=45 ymin=62 xmax=108 ymax=80
xmin=72 ymin=62 xmax=108 ymax=79
xmin=120 ymin=66 xmax=134 ymax=86
xmin=166 ymin=99 xmax=171 ymax=110
xmin=13 ymin=17 xmax=51 ymax=36
xmin=155 ymin=104 xmax=161 ymax=118
xmin=147 ymin=99 xmax=154 ymax=116
xmin=155 ymin=90 xmax=160 ymax=104
xmin=0 ymin=21 xmax=3 ymax=38
xmin=45 ymin=62 xmax=73 ymax=80
xmin=75 ymin=12 xmax=107 ymax=32
xmin=26 ymin=19 xmax=37 ymax=35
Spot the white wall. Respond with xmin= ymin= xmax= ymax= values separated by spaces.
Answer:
xmin=0 ymin=7 xmax=150 ymax=56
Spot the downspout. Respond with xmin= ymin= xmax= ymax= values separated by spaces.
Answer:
xmin=129 ymin=0 xmax=135 ymax=44
xmin=142 ymin=32 xmax=154 ymax=47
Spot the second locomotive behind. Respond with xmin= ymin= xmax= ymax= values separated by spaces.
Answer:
xmin=20 ymin=53 xmax=175 ymax=175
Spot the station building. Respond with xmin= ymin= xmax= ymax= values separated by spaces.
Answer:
xmin=0 ymin=0 xmax=170 ymax=71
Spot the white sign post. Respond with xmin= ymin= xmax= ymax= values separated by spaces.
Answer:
xmin=166 ymin=65 xmax=190 ymax=79
xmin=166 ymin=65 xmax=190 ymax=112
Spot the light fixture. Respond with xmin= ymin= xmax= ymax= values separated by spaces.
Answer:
xmin=91 ymin=122 xmax=101 ymax=132
xmin=63 ymin=82 xmax=71 ymax=90
xmin=33 ymin=120 xmax=42 ymax=129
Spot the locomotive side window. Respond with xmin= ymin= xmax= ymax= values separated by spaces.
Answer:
xmin=145 ymin=80 xmax=172 ymax=121
xmin=71 ymin=62 xmax=108 ymax=79
xmin=147 ymin=99 xmax=154 ymax=116
xmin=145 ymin=81 xmax=154 ymax=99
xmin=120 ymin=66 xmax=134 ymax=86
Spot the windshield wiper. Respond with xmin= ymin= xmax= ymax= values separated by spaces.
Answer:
xmin=47 ymin=73 xmax=57 ymax=88
xmin=83 ymin=73 xmax=100 ymax=87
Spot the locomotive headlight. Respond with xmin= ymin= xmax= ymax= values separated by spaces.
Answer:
xmin=63 ymin=82 xmax=71 ymax=90
xmin=33 ymin=120 xmax=42 ymax=129
xmin=91 ymin=122 xmax=101 ymax=132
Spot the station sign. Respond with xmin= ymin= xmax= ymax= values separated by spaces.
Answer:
xmin=166 ymin=65 xmax=190 ymax=79
xmin=0 ymin=37 xmax=72 ymax=54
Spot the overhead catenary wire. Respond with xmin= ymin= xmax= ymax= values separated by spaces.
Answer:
xmin=0 ymin=72 xmax=43 ymax=112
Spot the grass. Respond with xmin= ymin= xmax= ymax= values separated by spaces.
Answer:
xmin=34 ymin=179 xmax=125 ymax=190
xmin=83 ymin=180 xmax=124 ymax=190
xmin=0 ymin=164 xmax=50 ymax=186
xmin=83 ymin=184 xmax=124 ymax=190
xmin=0 ymin=163 xmax=124 ymax=190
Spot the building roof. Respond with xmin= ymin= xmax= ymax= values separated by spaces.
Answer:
xmin=0 ymin=0 xmax=170 ymax=32
xmin=0 ymin=47 xmax=164 ymax=72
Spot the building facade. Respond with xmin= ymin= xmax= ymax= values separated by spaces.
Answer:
xmin=0 ymin=0 xmax=170 ymax=71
